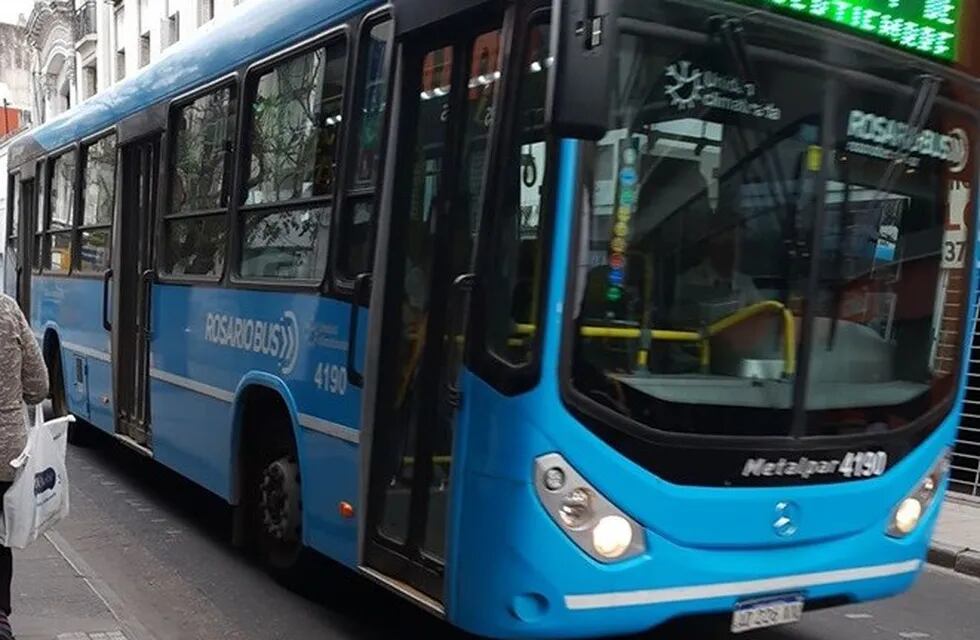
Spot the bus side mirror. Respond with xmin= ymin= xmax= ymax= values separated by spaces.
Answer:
xmin=547 ymin=0 xmax=618 ymax=141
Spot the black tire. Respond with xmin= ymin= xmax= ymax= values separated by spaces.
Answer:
xmin=245 ymin=414 xmax=310 ymax=587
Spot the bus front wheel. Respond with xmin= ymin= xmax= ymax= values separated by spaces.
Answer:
xmin=244 ymin=412 xmax=308 ymax=586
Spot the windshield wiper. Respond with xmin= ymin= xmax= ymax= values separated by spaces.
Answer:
xmin=713 ymin=17 xmax=802 ymax=305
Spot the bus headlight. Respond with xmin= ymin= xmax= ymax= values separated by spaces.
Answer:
xmin=887 ymin=449 xmax=950 ymax=538
xmin=592 ymin=515 xmax=634 ymax=558
xmin=535 ymin=453 xmax=645 ymax=562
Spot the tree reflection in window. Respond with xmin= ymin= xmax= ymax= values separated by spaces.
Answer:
xmin=236 ymin=39 xmax=346 ymax=282
xmin=171 ymin=88 xmax=233 ymax=214
xmin=246 ymin=44 xmax=346 ymax=204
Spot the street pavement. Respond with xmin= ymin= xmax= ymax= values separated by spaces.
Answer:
xmin=930 ymin=498 xmax=980 ymax=578
xmin=10 ymin=431 xmax=980 ymax=640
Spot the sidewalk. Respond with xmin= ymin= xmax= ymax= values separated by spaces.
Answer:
xmin=10 ymin=532 xmax=141 ymax=640
xmin=929 ymin=497 xmax=980 ymax=579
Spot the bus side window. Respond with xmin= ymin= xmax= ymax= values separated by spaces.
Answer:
xmin=77 ymin=134 xmax=117 ymax=274
xmin=236 ymin=37 xmax=348 ymax=282
xmin=45 ymin=151 xmax=76 ymax=274
xmin=334 ymin=17 xmax=393 ymax=281
xmin=163 ymin=85 xmax=235 ymax=278
xmin=34 ymin=161 xmax=45 ymax=272
xmin=483 ymin=22 xmax=551 ymax=367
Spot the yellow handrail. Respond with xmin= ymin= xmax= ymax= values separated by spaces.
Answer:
xmin=514 ymin=299 xmax=797 ymax=376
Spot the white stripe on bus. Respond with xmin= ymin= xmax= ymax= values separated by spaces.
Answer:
xmin=149 ymin=368 xmax=235 ymax=403
xmin=62 ymin=341 xmax=111 ymax=362
xmin=563 ymin=560 xmax=921 ymax=611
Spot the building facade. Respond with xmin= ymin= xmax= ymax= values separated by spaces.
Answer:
xmin=26 ymin=0 xmax=250 ymax=125
xmin=0 ymin=17 xmax=35 ymax=289
xmin=0 ymin=20 xmax=33 ymax=135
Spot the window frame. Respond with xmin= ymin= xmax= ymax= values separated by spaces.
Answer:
xmin=330 ymin=8 xmax=394 ymax=293
xmin=41 ymin=143 xmax=82 ymax=277
xmin=75 ymin=129 xmax=119 ymax=277
xmin=158 ymin=74 xmax=239 ymax=284
xmin=33 ymin=159 xmax=46 ymax=274
xmin=5 ymin=170 xmax=20 ymax=249
xmin=228 ymin=23 xmax=350 ymax=290
xmin=466 ymin=5 xmax=558 ymax=396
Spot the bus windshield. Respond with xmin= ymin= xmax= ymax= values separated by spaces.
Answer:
xmin=568 ymin=5 xmax=977 ymax=440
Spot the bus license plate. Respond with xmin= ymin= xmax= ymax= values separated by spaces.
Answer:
xmin=731 ymin=595 xmax=804 ymax=634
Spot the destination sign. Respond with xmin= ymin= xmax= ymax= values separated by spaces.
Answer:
xmin=732 ymin=1 xmax=962 ymax=62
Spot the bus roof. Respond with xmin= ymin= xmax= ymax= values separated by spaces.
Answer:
xmin=8 ymin=0 xmax=378 ymax=168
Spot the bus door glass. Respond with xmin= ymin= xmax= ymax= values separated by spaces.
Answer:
xmin=18 ymin=177 xmax=34 ymax=313
xmin=5 ymin=174 xmax=33 ymax=312
xmin=115 ymin=136 xmax=158 ymax=448
xmin=363 ymin=21 xmax=504 ymax=601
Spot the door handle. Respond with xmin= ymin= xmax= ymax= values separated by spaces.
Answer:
xmin=347 ymin=272 xmax=372 ymax=388
xmin=443 ymin=273 xmax=476 ymax=402
xmin=139 ymin=269 xmax=155 ymax=337
xmin=102 ymin=269 xmax=113 ymax=332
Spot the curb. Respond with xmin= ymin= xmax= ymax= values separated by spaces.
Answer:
xmin=928 ymin=542 xmax=980 ymax=579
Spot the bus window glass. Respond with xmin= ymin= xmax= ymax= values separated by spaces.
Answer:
xmin=49 ymin=152 xmax=75 ymax=231
xmin=238 ymin=39 xmax=346 ymax=282
xmin=46 ymin=152 xmax=76 ymax=273
xmin=79 ymin=229 xmax=111 ymax=272
xmin=79 ymin=134 xmax=116 ymax=272
xmin=34 ymin=163 xmax=45 ymax=271
xmin=164 ymin=86 xmax=235 ymax=278
xmin=9 ymin=178 xmax=20 ymax=239
xmin=46 ymin=230 xmax=72 ymax=273
xmin=164 ymin=216 xmax=227 ymax=276
xmin=379 ymin=42 xmax=455 ymax=546
xmin=336 ymin=19 xmax=393 ymax=278
xmin=81 ymin=135 xmax=116 ymax=226
xmin=171 ymin=88 xmax=233 ymax=214
xmin=351 ymin=21 xmax=391 ymax=190
xmin=241 ymin=205 xmax=330 ymax=279
xmin=245 ymin=43 xmax=346 ymax=204
xmin=569 ymin=23 xmax=975 ymax=440
xmin=484 ymin=23 xmax=551 ymax=365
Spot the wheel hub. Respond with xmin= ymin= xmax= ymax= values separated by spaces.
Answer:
xmin=259 ymin=457 xmax=301 ymax=544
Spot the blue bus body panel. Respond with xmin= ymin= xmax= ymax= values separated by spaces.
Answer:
xmin=148 ymin=284 xmax=364 ymax=567
xmin=440 ymin=140 xmax=975 ymax=638
xmin=150 ymin=284 xmax=367 ymax=565
xmin=31 ymin=276 xmax=365 ymax=568
xmin=23 ymin=0 xmax=378 ymax=156
xmin=31 ymin=276 xmax=113 ymax=431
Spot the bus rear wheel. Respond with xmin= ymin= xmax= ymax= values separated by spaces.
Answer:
xmin=46 ymin=343 xmax=90 ymax=446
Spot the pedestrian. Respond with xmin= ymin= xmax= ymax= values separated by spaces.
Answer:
xmin=0 ymin=294 xmax=48 ymax=640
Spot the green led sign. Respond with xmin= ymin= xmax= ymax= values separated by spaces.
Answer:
xmin=733 ymin=1 xmax=962 ymax=61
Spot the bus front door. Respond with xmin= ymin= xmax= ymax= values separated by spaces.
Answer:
xmin=360 ymin=10 xmax=505 ymax=607
xmin=112 ymin=136 xmax=159 ymax=449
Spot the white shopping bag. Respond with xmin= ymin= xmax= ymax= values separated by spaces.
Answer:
xmin=0 ymin=406 xmax=75 ymax=549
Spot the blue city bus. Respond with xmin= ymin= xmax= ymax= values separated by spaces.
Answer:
xmin=5 ymin=0 xmax=980 ymax=637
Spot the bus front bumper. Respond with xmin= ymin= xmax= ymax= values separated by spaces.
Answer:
xmin=448 ymin=471 xmax=937 ymax=640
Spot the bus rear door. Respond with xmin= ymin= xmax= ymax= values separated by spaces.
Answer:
xmin=111 ymin=135 xmax=160 ymax=450
xmin=6 ymin=169 xmax=35 ymax=314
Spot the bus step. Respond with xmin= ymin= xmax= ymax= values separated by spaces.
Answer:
xmin=359 ymin=566 xmax=445 ymax=617
xmin=114 ymin=433 xmax=153 ymax=458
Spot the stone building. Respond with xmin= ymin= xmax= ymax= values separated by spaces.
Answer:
xmin=0 ymin=20 xmax=33 ymax=136
xmin=25 ymin=0 xmax=252 ymax=126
